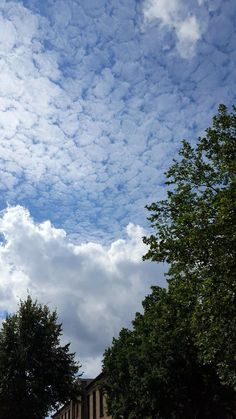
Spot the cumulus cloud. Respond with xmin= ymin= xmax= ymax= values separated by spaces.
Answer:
xmin=0 ymin=206 xmax=166 ymax=376
xmin=143 ymin=0 xmax=202 ymax=58
xmin=0 ymin=0 xmax=234 ymax=381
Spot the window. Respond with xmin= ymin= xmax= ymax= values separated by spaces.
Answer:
xmin=93 ymin=390 xmax=96 ymax=419
xmin=87 ymin=395 xmax=90 ymax=419
xmin=99 ymin=390 xmax=104 ymax=417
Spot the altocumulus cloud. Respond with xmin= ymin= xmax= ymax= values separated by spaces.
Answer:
xmin=0 ymin=0 xmax=235 ymax=244
xmin=0 ymin=206 xmax=165 ymax=376
xmin=143 ymin=0 xmax=202 ymax=58
xmin=0 ymin=0 xmax=235 ymax=374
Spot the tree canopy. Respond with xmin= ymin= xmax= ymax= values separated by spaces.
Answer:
xmin=143 ymin=103 xmax=236 ymax=388
xmin=0 ymin=296 xmax=80 ymax=419
xmin=103 ymin=285 xmax=235 ymax=418
xmin=102 ymin=104 xmax=236 ymax=418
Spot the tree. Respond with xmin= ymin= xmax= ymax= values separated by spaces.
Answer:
xmin=103 ymin=328 xmax=140 ymax=419
xmin=143 ymin=104 xmax=236 ymax=388
xmin=103 ymin=105 xmax=236 ymax=418
xmin=103 ymin=286 xmax=235 ymax=419
xmin=0 ymin=296 xmax=80 ymax=419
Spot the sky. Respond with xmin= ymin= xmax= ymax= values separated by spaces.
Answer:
xmin=0 ymin=0 xmax=235 ymax=381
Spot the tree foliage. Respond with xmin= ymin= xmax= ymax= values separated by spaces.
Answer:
xmin=103 ymin=285 xmax=236 ymax=419
xmin=143 ymin=104 xmax=236 ymax=388
xmin=102 ymin=105 xmax=236 ymax=418
xmin=0 ymin=296 xmax=80 ymax=419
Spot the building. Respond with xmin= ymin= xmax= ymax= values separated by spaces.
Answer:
xmin=52 ymin=373 xmax=112 ymax=419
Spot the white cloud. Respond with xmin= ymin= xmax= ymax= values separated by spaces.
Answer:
xmin=143 ymin=0 xmax=202 ymax=58
xmin=176 ymin=15 xmax=201 ymax=58
xmin=0 ymin=0 xmax=234 ymax=245
xmin=143 ymin=0 xmax=179 ymax=24
xmin=0 ymin=16 xmax=18 ymax=52
xmin=0 ymin=206 xmax=166 ymax=375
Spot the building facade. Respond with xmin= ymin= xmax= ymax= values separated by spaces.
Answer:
xmin=52 ymin=374 xmax=112 ymax=419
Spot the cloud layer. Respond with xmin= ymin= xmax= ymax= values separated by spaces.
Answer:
xmin=0 ymin=0 xmax=235 ymax=383
xmin=0 ymin=0 xmax=235 ymax=243
xmin=0 ymin=206 xmax=165 ymax=376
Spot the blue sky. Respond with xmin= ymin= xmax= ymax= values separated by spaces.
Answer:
xmin=0 ymin=0 xmax=235 ymax=378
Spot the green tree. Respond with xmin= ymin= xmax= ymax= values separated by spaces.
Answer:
xmin=143 ymin=104 xmax=236 ymax=388
xmin=103 ymin=328 xmax=139 ymax=419
xmin=103 ymin=105 xmax=236 ymax=418
xmin=103 ymin=286 xmax=235 ymax=419
xmin=0 ymin=296 xmax=80 ymax=419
